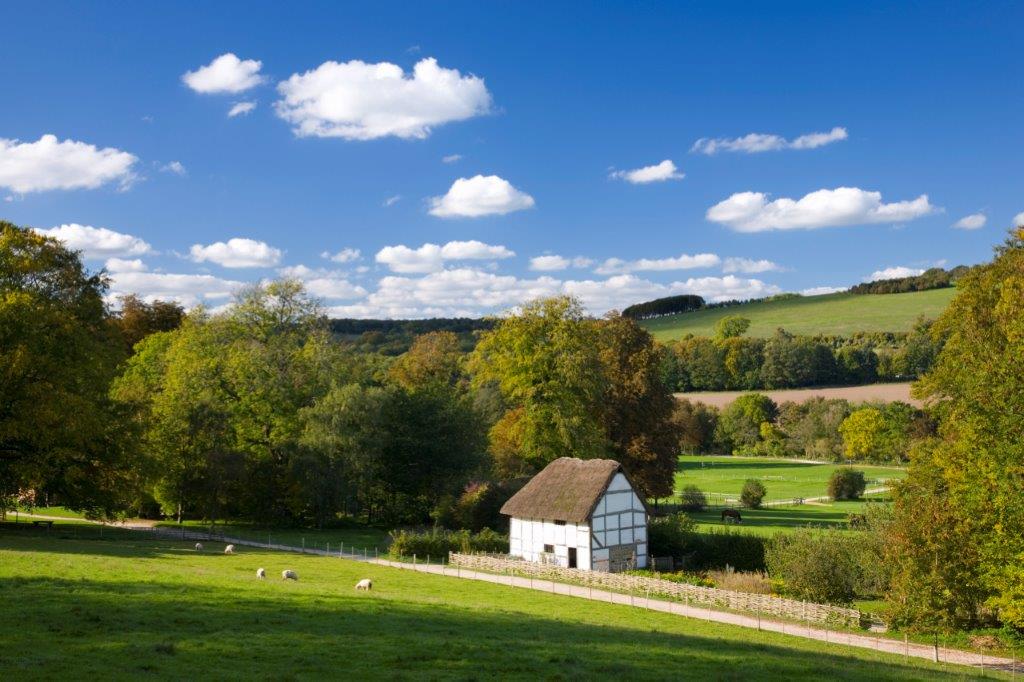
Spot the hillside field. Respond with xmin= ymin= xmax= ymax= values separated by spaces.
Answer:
xmin=677 ymin=382 xmax=919 ymax=408
xmin=641 ymin=289 xmax=955 ymax=341
xmin=0 ymin=525 xmax=969 ymax=680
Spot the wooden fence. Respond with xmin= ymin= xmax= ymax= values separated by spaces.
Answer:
xmin=449 ymin=552 xmax=863 ymax=628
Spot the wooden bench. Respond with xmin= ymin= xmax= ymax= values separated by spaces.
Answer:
xmin=31 ymin=520 xmax=54 ymax=529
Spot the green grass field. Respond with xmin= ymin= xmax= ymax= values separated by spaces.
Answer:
xmin=676 ymin=455 xmax=906 ymax=500
xmin=153 ymin=519 xmax=392 ymax=553
xmin=641 ymin=289 xmax=955 ymax=341
xmin=684 ymin=497 xmax=890 ymax=536
xmin=0 ymin=525 xmax=980 ymax=680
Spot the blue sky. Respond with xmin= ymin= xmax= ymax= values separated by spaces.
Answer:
xmin=2 ymin=1 xmax=1021 ymax=317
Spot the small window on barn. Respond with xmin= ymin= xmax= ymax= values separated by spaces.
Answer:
xmin=554 ymin=520 xmax=566 ymax=526
xmin=544 ymin=544 xmax=554 ymax=553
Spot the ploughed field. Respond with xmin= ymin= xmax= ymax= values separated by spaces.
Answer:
xmin=677 ymin=382 xmax=920 ymax=408
xmin=0 ymin=525 xmax=966 ymax=680
xmin=641 ymin=289 xmax=955 ymax=341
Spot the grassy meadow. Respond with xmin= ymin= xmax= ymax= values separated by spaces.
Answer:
xmin=641 ymin=289 xmax=955 ymax=341
xmin=0 ymin=524 xmax=980 ymax=680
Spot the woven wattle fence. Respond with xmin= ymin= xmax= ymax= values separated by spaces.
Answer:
xmin=449 ymin=552 xmax=863 ymax=628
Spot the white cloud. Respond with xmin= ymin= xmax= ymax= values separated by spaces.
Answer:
xmin=161 ymin=161 xmax=186 ymax=176
xmin=429 ymin=175 xmax=534 ymax=218
xmin=375 ymin=240 xmax=515 ymax=273
xmin=189 ymin=238 xmax=282 ymax=268
xmin=867 ymin=266 xmax=925 ymax=281
xmin=722 ymin=257 xmax=783 ymax=274
xmin=104 ymin=257 xmax=147 ymax=272
xmin=952 ymin=212 xmax=986 ymax=230
xmin=610 ymin=159 xmax=684 ymax=184
xmin=383 ymin=195 xmax=401 ymax=207
xmin=34 ymin=224 xmax=152 ymax=259
xmin=1014 ymin=212 xmax=1024 ymax=228
xmin=274 ymin=57 xmax=492 ymax=140
xmin=228 ymin=101 xmax=257 ymax=117
xmin=321 ymin=248 xmax=361 ymax=263
xmin=691 ymin=126 xmax=848 ymax=155
xmin=707 ymin=187 xmax=936 ymax=232
xmin=594 ymin=253 xmax=720 ymax=275
xmin=276 ymin=264 xmax=367 ymax=300
xmin=442 ymin=154 xmax=462 ymax=164
xmin=102 ymin=259 xmax=243 ymax=307
xmin=182 ymin=53 xmax=265 ymax=94
xmin=801 ymin=286 xmax=845 ymax=296
xmin=328 ymin=269 xmax=780 ymax=319
xmin=530 ymin=255 xmax=570 ymax=271
xmin=0 ymin=134 xmax=138 ymax=193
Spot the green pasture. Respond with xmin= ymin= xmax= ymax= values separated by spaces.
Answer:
xmin=641 ymin=289 xmax=955 ymax=342
xmin=153 ymin=519 xmax=391 ymax=553
xmin=684 ymin=497 xmax=890 ymax=537
xmin=676 ymin=455 xmax=906 ymax=501
xmin=0 ymin=524 xmax=979 ymax=680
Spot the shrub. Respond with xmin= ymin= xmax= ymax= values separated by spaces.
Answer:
xmin=624 ymin=569 xmax=713 ymax=587
xmin=648 ymin=513 xmax=697 ymax=559
xmin=388 ymin=527 xmax=509 ymax=559
xmin=765 ymin=528 xmax=866 ymax=604
xmin=689 ymin=529 xmax=768 ymax=572
xmin=679 ymin=485 xmax=707 ymax=512
xmin=740 ymin=479 xmax=766 ymax=508
xmin=828 ymin=467 xmax=867 ymax=500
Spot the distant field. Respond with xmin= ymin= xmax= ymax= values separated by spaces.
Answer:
xmin=677 ymin=382 xmax=920 ymax=408
xmin=675 ymin=455 xmax=906 ymax=500
xmin=685 ymin=496 xmax=891 ymax=536
xmin=0 ymin=525 xmax=962 ymax=680
xmin=641 ymin=289 xmax=955 ymax=341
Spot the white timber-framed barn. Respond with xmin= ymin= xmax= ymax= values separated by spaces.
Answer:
xmin=500 ymin=457 xmax=649 ymax=572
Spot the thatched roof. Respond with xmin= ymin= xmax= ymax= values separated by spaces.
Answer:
xmin=500 ymin=457 xmax=630 ymax=523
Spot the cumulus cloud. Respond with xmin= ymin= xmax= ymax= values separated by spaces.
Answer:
xmin=529 ymin=255 xmax=570 ymax=271
xmin=161 ymin=161 xmax=186 ymax=176
xmin=182 ymin=53 xmax=265 ymax=94
xmin=801 ymin=286 xmax=845 ymax=296
xmin=594 ymin=253 xmax=720 ymax=275
xmin=376 ymin=240 xmax=515 ymax=273
xmin=442 ymin=154 xmax=462 ymax=163
xmin=428 ymin=175 xmax=535 ymax=218
xmin=34 ymin=224 xmax=152 ymax=259
xmin=722 ymin=257 xmax=783 ymax=274
xmin=610 ymin=159 xmax=684 ymax=184
xmin=321 ymin=247 xmax=361 ymax=263
xmin=189 ymin=238 xmax=282 ymax=268
xmin=274 ymin=57 xmax=492 ymax=140
xmin=0 ymin=134 xmax=138 ymax=193
xmin=867 ymin=266 xmax=925 ymax=281
xmin=952 ymin=212 xmax=986 ymax=230
xmin=228 ymin=101 xmax=257 ymax=117
xmin=328 ymin=269 xmax=780 ymax=319
xmin=276 ymin=264 xmax=367 ymax=300
xmin=1014 ymin=212 xmax=1024 ymax=228
xmin=707 ymin=187 xmax=936 ymax=232
xmin=691 ymin=127 xmax=848 ymax=155
xmin=104 ymin=259 xmax=244 ymax=307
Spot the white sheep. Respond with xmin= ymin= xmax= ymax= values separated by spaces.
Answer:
xmin=256 ymin=568 xmax=266 ymax=579
xmin=194 ymin=542 xmax=203 ymax=551
xmin=355 ymin=578 xmax=372 ymax=591
xmin=224 ymin=544 xmax=235 ymax=554
xmin=282 ymin=569 xmax=298 ymax=581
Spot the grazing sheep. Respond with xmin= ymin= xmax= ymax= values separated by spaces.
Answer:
xmin=282 ymin=569 xmax=298 ymax=580
xmin=355 ymin=578 xmax=372 ymax=591
xmin=256 ymin=568 xmax=266 ymax=579
xmin=194 ymin=542 xmax=203 ymax=551
xmin=224 ymin=544 xmax=235 ymax=554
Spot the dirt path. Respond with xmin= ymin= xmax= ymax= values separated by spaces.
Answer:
xmin=131 ymin=525 xmax=1014 ymax=674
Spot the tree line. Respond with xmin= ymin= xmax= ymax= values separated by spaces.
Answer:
xmin=660 ymin=318 xmax=943 ymax=392
xmin=848 ymin=265 xmax=970 ymax=295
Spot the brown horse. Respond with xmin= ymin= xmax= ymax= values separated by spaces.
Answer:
xmin=721 ymin=508 xmax=742 ymax=524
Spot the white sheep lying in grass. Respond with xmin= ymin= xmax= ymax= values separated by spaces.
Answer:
xmin=256 ymin=568 xmax=266 ymax=579
xmin=194 ymin=542 xmax=203 ymax=551
xmin=355 ymin=578 xmax=372 ymax=591
xmin=282 ymin=569 xmax=298 ymax=581
xmin=224 ymin=544 xmax=235 ymax=554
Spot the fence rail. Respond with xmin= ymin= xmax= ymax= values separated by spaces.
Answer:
xmin=449 ymin=552 xmax=863 ymax=628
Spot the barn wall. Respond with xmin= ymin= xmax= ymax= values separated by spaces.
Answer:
xmin=509 ymin=517 xmax=591 ymax=570
xmin=590 ymin=472 xmax=648 ymax=571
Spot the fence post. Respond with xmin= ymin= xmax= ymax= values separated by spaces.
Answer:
xmin=302 ymin=537 xmax=305 ymax=552
xmin=413 ymin=554 xmax=417 ymax=566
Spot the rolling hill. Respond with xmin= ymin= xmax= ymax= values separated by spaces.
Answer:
xmin=640 ymin=288 xmax=956 ymax=341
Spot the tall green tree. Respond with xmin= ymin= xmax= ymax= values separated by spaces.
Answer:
xmin=0 ymin=222 xmax=134 ymax=514
xmin=470 ymin=297 xmax=607 ymax=470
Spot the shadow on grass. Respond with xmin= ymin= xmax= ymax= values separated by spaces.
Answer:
xmin=0 ymin=523 xmax=244 ymax=559
xmin=0 ymin=574 xmax=955 ymax=681
xmin=689 ymin=507 xmax=852 ymax=530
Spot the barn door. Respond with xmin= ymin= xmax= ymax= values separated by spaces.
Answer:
xmin=568 ymin=547 xmax=577 ymax=569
